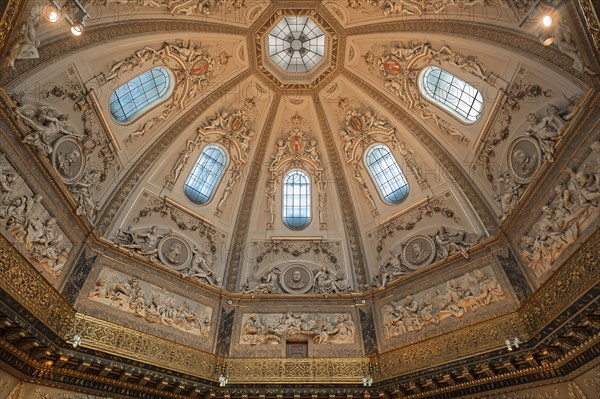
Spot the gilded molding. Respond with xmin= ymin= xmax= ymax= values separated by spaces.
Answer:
xmin=577 ymin=0 xmax=600 ymax=56
xmin=0 ymin=0 xmax=24 ymax=60
xmin=70 ymin=313 xmax=218 ymax=379
xmin=226 ymin=357 xmax=369 ymax=384
xmin=6 ymin=20 xmax=246 ymax=84
xmin=342 ymin=69 xmax=498 ymax=233
xmin=0 ymin=232 xmax=75 ymax=337
xmin=346 ymin=20 xmax=581 ymax=78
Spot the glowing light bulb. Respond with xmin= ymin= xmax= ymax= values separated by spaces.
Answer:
xmin=48 ymin=10 xmax=59 ymax=22
xmin=542 ymin=15 xmax=552 ymax=27
xmin=71 ymin=23 xmax=83 ymax=36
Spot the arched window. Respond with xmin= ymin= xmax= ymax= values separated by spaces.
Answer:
xmin=282 ymin=170 xmax=311 ymax=230
xmin=365 ymin=144 xmax=409 ymax=205
xmin=420 ymin=66 xmax=483 ymax=123
xmin=109 ymin=66 xmax=171 ymax=123
xmin=184 ymin=145 xmax=227 ymax=205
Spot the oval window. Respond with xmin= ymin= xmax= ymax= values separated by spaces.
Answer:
xmin=365 ymin=144 xmax=409 ymax=205
xmin=184 ymin=145 xmax=228 ymax=205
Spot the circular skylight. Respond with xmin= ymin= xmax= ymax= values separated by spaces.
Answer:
xmin=268 ymin=16 xmax=325 ymax=73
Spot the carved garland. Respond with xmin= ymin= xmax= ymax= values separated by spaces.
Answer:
xmin=99 ymin=39 xmax=230 ymax=144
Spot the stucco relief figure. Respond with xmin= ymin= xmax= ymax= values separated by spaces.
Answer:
xmin=88 ymin=275 xmax=211 ymax=336
xmin=371 ymin=251 xmax=409 ymax=289
xmin=434 ymin=227 xmax=472 ymax=259
xmin=0 ymin=170 xmax=17 ymax=198
xmin=181 ymin=249 xmax=220 ymax=286
xmin=352 ymin=168 xmax=378 ymax=214
xmin=549 ymin=22 xmax=595 ymax=74
xmin=4 ymin=14 xmax=39 ymax=70
xmin=317 ymin=175 xmax=327 ymax=225
xmin=382 ymin=268 xmax=503 ymax=339
xmin=496 ymin=170 xmax=524 ymax=221
xmin=244 ymin=266 xmax=281 ymax=296
xmin=287 ymin=270 xmax=307 ymax=289
xmin=265 ymin=180 xmax=276 ymax=227
xmin=512 ymin=149 xmax=537 ymax=177
xmin=68 ymin=166 xmax=101 ymax=221
xmin=115 ymin=225 xmax=166 ymax=260
xmin=16 ymin=105 xmax=81 ymax=156
xmin=420 ymin=109 xmax=469 ymax=144
xmin=525 ymin=105 xmax=570 ymax=163
xmin=568 ymin=167 xmax=600 ymax=214
xmin=216 ymin=162 xmax=241 ymax=215
xmin=166 ymin=140 xmax=196 ymax=188
xmin=313 ymin=266 xmax=341 ymax=295
xmin=240 ymin=313 xmax=354 ymax=345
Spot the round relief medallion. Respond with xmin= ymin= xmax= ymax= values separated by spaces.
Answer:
xmin=157 ymin=235 xmax=193 ymax=271
xmin=383 ymin=58 xmax=401 ymax=75
xmin=402 ymin=235 xmax=436 ymax=270
xmin=280 ymin=264 xmax=314 ymax=294
xmin=51 ymin=136 xmax=86 ymax=184
xmin=507 ymin=136 xmax=542 ymax=184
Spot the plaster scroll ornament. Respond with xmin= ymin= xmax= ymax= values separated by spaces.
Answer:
xmin=101 ymin=40 xmax=230 ymax=144
xmin=347 ymin=0 xmax=502 ymax=17
xmin=364 ymin=42 xmax=499 ymax=146
xmin=88 ymin=274 xmax=212 ymax=337
xmin=243 ymin=266 xmax=282 ymax=297
xmin=164 ymin=108 xmax=253 ymax=192
xmin=313 ymin=265 xmax=352 ymax=295
xmin=240 ymin=312 xmax=354 ymax=346
xmin=180 ymin=247 xmax=222 ymax=286
xmin=3 ymin=13 xmax=39 ymax=70
xmin=0 ymin=154 xmax=72 ymax=279
xmin=265 ymin=113 xmax=328 ymax=229
xmin=382 ymin=268 xmax=504 ymax=339
xmin=520 ymin=143 xmax=599 ymax=280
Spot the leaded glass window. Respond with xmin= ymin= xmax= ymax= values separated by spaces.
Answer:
xmin=421 ymin=66 xmax=483 ymax=123
xmin=268 ymin=16 xmax=325 ymax=73
xmin=109 ymin=66 xmax=171 ymax=123
xmin=365 ymin=144 xmax=409 ymax=205
xmin=282 ymin=170 xmax=311 ymax=230
xmin=184 ymin=145 xmax=227 ymax=205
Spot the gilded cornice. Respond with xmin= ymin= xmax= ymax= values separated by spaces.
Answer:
xmin=95 ymin=70 xmax=253 ymax=235
xmin=577 ymin=0 xmax=600 ymax=57
xmin=70 ymin=313 xmax=218 ymax=380
xmin=345 ymin=20 xmax=584 ymax=80
xmin=6 ymin=19 xmax=247 ymax=84
xmin=0 ymin=232 xmax=75 ymax=338
xmin=341 ymin=69 xmax=498 ymax=233
xmin=0 ymin=0 xmax=24 ymax=61
xmin=223 ymin=91 xmax=282 ymax=291
xmin=313 ymin=95 xmax=369 ymax=287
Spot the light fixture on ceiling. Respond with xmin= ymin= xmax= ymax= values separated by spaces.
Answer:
xmin=43 ymin=0 xmax=61 ymax=23
xmin=505 ymin=337 xmax=521 ymax=351
xmin=44 ymin=0 xmax=89 ymax=36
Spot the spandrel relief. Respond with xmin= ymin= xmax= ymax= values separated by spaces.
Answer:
xmin=346 ymin=0 xmax=503 ymax=17
xmin=11 ymin=79 xmax=120 ymax=224
xmin=88 ymin=268 xmax=213 ymax=337
xmin=240 ymin=312 xmax=354 ymax=345
xmin=371 ymin=228 xmax=482 ymax=289
xmin=111 ymin=192 xmax=225 ymax=286
xmin=520 ymin=141 xmax=600 ymax=282
xmin=493 ymin=96 xmax=582 ymax=222
xmin=0 ymin=152 xmax=72 ymax=281
xmin=381 ymin=267 xmax=505 ymax=341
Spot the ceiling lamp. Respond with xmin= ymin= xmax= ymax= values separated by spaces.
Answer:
xmin=43 ymin=1 xmax=61 ymax=23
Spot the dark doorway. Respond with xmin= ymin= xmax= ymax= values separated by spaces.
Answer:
xmin=286 ymin=341 xmax=308 ymax=358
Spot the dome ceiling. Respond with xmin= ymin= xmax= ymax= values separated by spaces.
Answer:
xmin=0 ymin=0 xmax=598 ymax=394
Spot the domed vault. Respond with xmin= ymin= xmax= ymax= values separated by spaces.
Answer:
xmin=0 ymin=0 xmax=599 ymax=398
